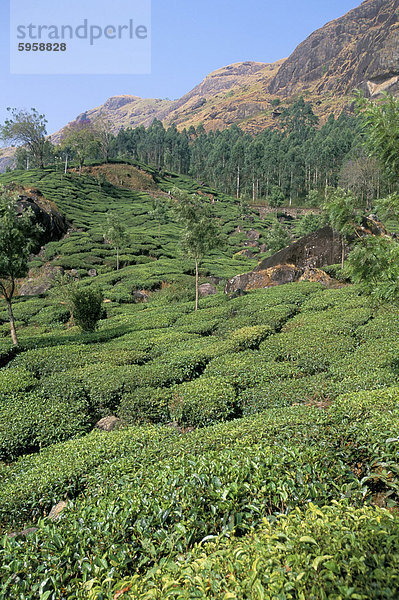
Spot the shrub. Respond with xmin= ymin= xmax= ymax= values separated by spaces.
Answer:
xmin=240 ymin=373 xmax=334 ymax=414
xmin=117 ymin=503 xmax=399 ymax=600
xmin=0 ymin=367 xmax=36 ymax=397
xmin=205 ymin=351 xmax=300 ymax=390
xmin=70 ymin=286 xmax=104 ymax=332
xmin=0 ymin=391 xmax=91 ymax=461
xmin=171 ymin=377 xmax=237 ymax=426
xmin=225 ymin=325 xmax=273 ymax=350
xmin=118 ymin=387 xmax=172 ymax=424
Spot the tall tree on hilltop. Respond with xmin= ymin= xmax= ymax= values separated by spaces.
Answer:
xmin=323 ymin=188 xmax=361 ymax=268
xmin=93 ymin=117 xmax=114 ymax=163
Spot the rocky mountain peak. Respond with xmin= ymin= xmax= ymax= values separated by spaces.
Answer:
xmin=268 ymin=0 xmax=399 ymax=98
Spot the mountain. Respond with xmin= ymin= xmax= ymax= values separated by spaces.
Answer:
xmin=268 ymin=0 xmax=399 ymax=99
xmin=50 ymin=96 xmax=174 ymax=144
xmin=53 ymin=0 xmax=398 ymax=139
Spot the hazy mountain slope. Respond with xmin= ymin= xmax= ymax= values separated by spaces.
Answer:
xmin=50 ymin=96 xmax=175 ymax=144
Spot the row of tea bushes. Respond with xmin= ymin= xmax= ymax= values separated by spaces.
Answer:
xmin=1 ymin=386 xmax=398 ymax=597
xmin=113 ymin=502 xmax=399 ymax=600
xmin=2 ymin=283 xmax=398 ymax=459
xmin=0 ymin=166 xmax=269 ymax=287
xmin=1 ymin=385 xmax=398 ymax=530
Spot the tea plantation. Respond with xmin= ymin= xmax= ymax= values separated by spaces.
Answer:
xmin=0 ymin=164 xmax=398 ymax=599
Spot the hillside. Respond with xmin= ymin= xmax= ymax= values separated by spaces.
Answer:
xmin=52 ymin=0 xmax=399 ymax=138
xmin=0 ymin=163 xmax=398 ymax=597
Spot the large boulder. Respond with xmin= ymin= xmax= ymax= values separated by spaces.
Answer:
xmin=256 ymin=226 xmax=344 ymax=272
xmin=225 ymin=264 xmax=334 ymax=294
xmin=225 ymin=265 xmax=301 ymax=294
xmin=19 ymin=265 xmax=64 ymax=296
xmin=12 ymin=185 xmax=70 ymax=246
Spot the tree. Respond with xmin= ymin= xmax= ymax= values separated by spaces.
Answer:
xmin=0 ymin=108 xmax=47 ymax=169
xmin=61 ymin=121 xmax=97 ymax=172
xmin=356 ymin=92 xmax=399 ymax=184
xmin=106 ymin=213 xmax=130 ymax=271
xmin=238 ymin=195 xmax=250 ymax=225
xmin=339 ymin=154 xmax=381 ymax=208
xmin=173 ymin=190 xmax=222 ymax=311
xmin=347 ymin=236 xmax=399 ymax=306
xmin=51 ymin=274 xmax=104 ymax=331
xmin=264 ymin=222 xmax=291 ymax=253
xmin=93 ymin=117 xmax=114 ymax=163
xmin=0 ymin=186 xmax=40 ymax=345
xmin=323 ymin=188 xmax=361 ymax=268
xmin=149 ymin=197 xmax=168 ymax=242
xmin=297 ymin=213 xmax=324 ymax=237
xmin=268 ymin=185 xmax=285 ymax=208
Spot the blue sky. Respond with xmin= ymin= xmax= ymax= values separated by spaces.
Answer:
xmin=0 ymin=0 xmax=362 ymax=135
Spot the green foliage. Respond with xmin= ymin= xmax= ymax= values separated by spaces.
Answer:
xmin=0 ymin=381 xmax=397 ymax=596
xmin=117 ymin=503 xmax=399 ymax=600
xmin=323 ymin=187 xmax=360 ymax=238
xmin=0 ymin=158 xmax=398 ymax=596
xmin=0 ymin=367 xmax=36 ymax=397
xmin=348 ymin=236 xmax=399 ymax=305
xmin=0 ymin=391 xmax=90 ymax=461
xmin=264 ymin=221 xmax=291 ymax=252
xmin=0 ymin=187 xmax=38 ymax=286
xmin=60 ymin=121 xmax=98 ymax=167
xmin=173 ymin=190 xmax=223 ymax=309
xmin=0 ymin=107 xmax=47 ymax=168
xmin=106 ymin=212 xmax=130 ymax=270
xmin=268 ymin=185 xmax=285 ymax=207
xmin=171 ymin=376 xmax=236 ymax=426
xmin=173 ymin=190 xmax=222 ymax=262
xmin=358 ymin=91 xmax=399 ymax=182
xmin=118 ymin=387 xmax=171 ymax=424
xmin=296 ymin=211 xmax=324 ymax=236
xmin=70 ymin=286 xmax=104 ymax=332
xmin=0 ymin=186 xmax=42 ymax=344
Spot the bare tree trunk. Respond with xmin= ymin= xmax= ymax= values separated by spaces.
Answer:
xmin=6 ymin=298 xmax=18 ymax=346
xmin=290 ymin=170 xmax=293 ymax=206
xmin=236 ymin=166 xmax=240 ymax=200
xmin=341 ymin=236 xmax=345 ymax=269
xmin=195 ymin=258 xmax=199 ymax=311
xmin=116 ymin=247 xmax=120 ymax=271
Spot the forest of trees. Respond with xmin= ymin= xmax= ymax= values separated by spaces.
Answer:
xmin=10 ymin=97 xmax=391 ymax=207
xmin=109 ymin=98 xmax=386 ymax=206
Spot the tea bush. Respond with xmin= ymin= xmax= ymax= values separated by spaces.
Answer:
xmin=0 ymin=391 xmax=91 ymax=461
xmin=116 ymin=503 xmax=399 ymax=600
xmin=117 ymin=386 xmax=171 ymax=424
xmin=171 ymin=376 xmax=236 ymax=426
